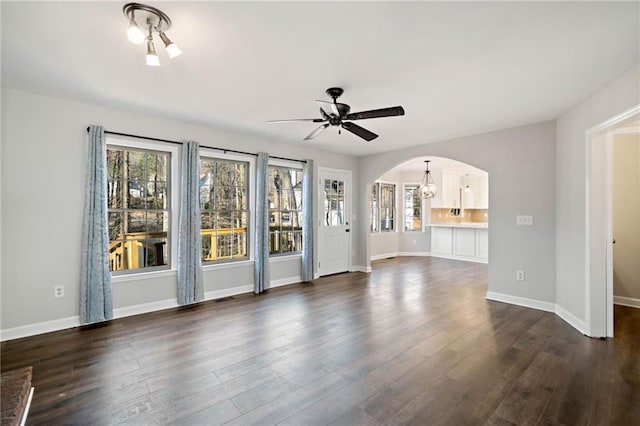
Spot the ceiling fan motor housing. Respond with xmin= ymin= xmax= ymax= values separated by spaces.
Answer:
xmin=326 ymin=87 xmax=344 ymax=100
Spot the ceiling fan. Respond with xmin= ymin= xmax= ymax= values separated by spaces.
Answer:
xmin=268 ymin=87 xmax=405 ymax=142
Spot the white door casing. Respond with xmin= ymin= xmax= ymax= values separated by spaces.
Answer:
xmin=318 ymin=168 xmax=352 ymax=276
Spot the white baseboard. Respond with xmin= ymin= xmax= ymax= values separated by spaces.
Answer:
xmin=351 ymin=265 xmax=372 ymax=273
xmin=485 ymin=291 xmax=555 ymax=313
xmin=268 ymin=276 xmax=302 ymax=289
xmin=113 ymin=298 xmax=179 ymax=319
xmin=370 ymin=252 xmax=431 ymax=261
xmin=431 ymin=253 xmax=488 ymax=264
xmin=204 ymin=284 xmax=254 ymax=300
xmin=0 ymin=316 xmax=81 ymax=342
xmin=555 ymin=304 xmax=587 ymax=334
xmin=486 ymin=292 xmax=589 ymax=336
xmin=396 ymin=251 xmax=431 ymax=257
xmin=370 ymin=252 xmax=400 ymax=261
xmin=614 ymin=295 xmax=640 ymax=309
xmin=0 ymin=284 xmax=256 ymax=342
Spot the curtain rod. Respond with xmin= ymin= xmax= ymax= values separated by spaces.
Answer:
xmin=86 ymin=128 xmax=307 ymax=164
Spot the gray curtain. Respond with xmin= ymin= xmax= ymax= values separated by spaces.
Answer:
xmin=254 ymin=152 xmax=270 ymax=294
xmin=301 ymin=160 xmax=314 ymax=282
xmin=80 ymin=125 xmax=113 ymax=324
xmin=177 ymin=141 xmax=204 ymax=305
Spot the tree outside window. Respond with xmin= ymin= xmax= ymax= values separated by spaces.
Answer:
xmin=199 ymin=157 xmax=249 ymax=263
xmin=107 ymin=147 xmax=170 ymax=273
xmin=268 ymin=166 xmax=303 ymax=255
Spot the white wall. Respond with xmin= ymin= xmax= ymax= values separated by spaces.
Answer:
xmin=613 ymin=134 xmax=640 ymax=300
xmin=0 ymin=89 xmax=360 ymax=336
xmin=358 ymin=121 xmax=556 ymax=304
xmin=555 ymin=65 xmax=640 ymax=328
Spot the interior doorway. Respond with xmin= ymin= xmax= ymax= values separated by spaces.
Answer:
xmin=367 ymin=156 xmax=489 ymax=268
xmin=586 ymin=105 xmax=640 ymax=337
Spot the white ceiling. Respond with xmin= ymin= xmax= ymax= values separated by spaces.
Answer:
xmin=2 ymin=2 xmax=638 ymax=157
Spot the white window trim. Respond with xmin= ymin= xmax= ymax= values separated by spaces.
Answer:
xmin=268 ymin=158 xmax=304 ymax=257
xmin=402 ymin=182 xmax=423 ymax=233
xmin=200 ymin=148 xmax=256 ymax=264
xmin=106 ymin=136 xmax=181 ymax=277
xmin=375 ymin=180 xmax=398 ymax=233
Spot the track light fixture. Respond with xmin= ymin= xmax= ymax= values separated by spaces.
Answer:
xmin=123 ymin=3 xmax=182 ymax=66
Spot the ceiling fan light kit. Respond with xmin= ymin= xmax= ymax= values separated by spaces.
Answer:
xmin=123 ymin=3 xmax=182 ymax=66
xmin=269 ymin=87 xmax=405 ymax=142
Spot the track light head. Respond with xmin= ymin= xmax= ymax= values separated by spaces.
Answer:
xmin=159 ymin=31 xmax=182 ymax=59
xmin=126 ymin=19 xmax=146 ymax=44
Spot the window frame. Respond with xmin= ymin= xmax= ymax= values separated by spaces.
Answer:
xmin=403 ymin=183 xmax=423 ymax=232
xmin=378 ymin=182 xmax=397 ymax=233
xmin=199 ymin=149 xmax=255 ymax=266
xmin=268 ymin=158 xmax=304 ymax=257
xmin=106 ymin=136 xmax=180 ymax=278
xmin=370 ymin=182 xmax=379 ymax=233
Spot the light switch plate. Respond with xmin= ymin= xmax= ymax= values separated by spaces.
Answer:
xmin=516 ymin=215 xmax=534 ymax=226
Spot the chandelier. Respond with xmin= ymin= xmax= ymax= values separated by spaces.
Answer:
xmin=123 ymin=3 xmax=182 ymax=66
xmin=419 ymin=160 xmax=438 ymax=199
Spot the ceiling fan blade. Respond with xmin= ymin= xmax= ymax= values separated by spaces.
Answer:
xmin=341 ymin=122 xmax=378 ymax=141
xmin=345 ymin=106 xmax=405 ymax=121
xmin=304 ymin=123 xmax=330 ymax=140
xmin=268 ymin=118 xmax=326 ymax=123
xmin=316 ymin=100 xmax=340 ymax=117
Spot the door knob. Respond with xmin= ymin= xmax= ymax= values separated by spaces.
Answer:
xmin=345 ymin=229 xmax=350 ymax=232
xmin=612 ymin=239 xmax=616 ymax=244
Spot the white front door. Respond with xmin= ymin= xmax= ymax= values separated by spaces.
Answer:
xmin=318 ymin=168 xmax=351 ymax=276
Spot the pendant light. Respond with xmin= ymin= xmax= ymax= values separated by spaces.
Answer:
xmin=419 ymin=160 xmax=438 ymax=199
xmin=123 ymin=3 xmax=182 ymax=66
xmin=464 ymin=173 xmax=471 ymax=193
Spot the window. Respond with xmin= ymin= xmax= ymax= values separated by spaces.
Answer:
xmin=379 ymin=183 xmax=396 ymax=232
xmin=268 ymin=165 xmax=303 ymax=255
xmin=107 ymin=146 xmax=170 ymax=273
xmin=404 ymin=184 xmax=422 ymax=231
xmin=370 ymin=183 xmax=379 ymax=232
xmin=323 ymin=178 xmax=345 ymax=226
xmin=370 ymin=182 xmax=396 ymax=232
xmin=199 ymin=157 xmax=249 ymax=263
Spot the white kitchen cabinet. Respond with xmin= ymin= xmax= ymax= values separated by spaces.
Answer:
xmin=472 ymin=174 xmax=489 ymax=209
xmin=442 ymin=172 xmax=462 ymax=208
xmin=431 ymin=226 xmax=453 ymax=255
xmin=476 ymin=228 xmax=489 ymax=259
xmin=430 ymin=170 xmax=488 ymax=210
xmin=430 ymin=225 xmax=488 ymax=263
xmin=453 ymin=228 xmax=476 ymax=257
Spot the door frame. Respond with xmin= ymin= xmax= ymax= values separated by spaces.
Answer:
xmin=585 ymin=104 xmax=640 ymax=337
xmin=317 ymin=167 xmax=353 ymax=276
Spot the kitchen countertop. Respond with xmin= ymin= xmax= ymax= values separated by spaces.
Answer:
xmin=428 ymin=223 xmax=488 ymax=229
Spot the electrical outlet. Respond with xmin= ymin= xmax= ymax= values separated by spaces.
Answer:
xmin=516 ymin=215 xmax=534 ymax=226
xmin=516 ymin=270 xmax=525 ymax=281
xmin=54 ymin=285 xmax=64 ymax=298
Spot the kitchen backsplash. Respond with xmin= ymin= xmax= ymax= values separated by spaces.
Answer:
xmin=430 ymin=208 xmax=488 ymax=224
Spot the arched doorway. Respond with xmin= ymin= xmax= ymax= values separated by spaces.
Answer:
xmin=367 ymin=156 xmax=489 ymax=267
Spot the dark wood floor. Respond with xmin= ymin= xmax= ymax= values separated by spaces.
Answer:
xmin=2 ymin=257 xmax=639 ymax=425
